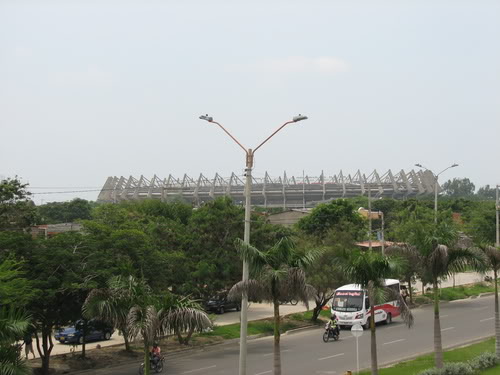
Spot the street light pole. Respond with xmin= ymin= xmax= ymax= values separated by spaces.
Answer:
xmin=496 ymin=184 xmax=499 ymax=248
xmin=415 ymin=163 xmax=459 ymax=224
xmin=199 ymin=114 xmax=308 ymax=375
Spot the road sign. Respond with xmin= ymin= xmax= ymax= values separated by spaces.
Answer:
xmin=351 ymin=323 xmax=364 ymax=338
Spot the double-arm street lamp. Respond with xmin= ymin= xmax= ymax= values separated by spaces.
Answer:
xmin=415 ymin=163 xmax=459 ymax=224
xmin=199 ymin=114 xmax=308 ymax=375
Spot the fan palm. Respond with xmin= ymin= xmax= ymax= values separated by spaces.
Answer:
xmin=0 ymin=307 xmax=31 ymax=375
xmin=229 ymin=237 xmax=319 ymax=375
xmin=83 ymin=275 xmax=140 ymax=351
xmin=341 ymin=250 xmax=413 ymax=375
xmin=390 ymin=221 xmax=486 ymax=368
xmin=127 ymin=292 xmax=211 ymax=375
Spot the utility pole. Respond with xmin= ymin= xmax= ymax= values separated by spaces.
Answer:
xmin=199 ymin=114 xmax=307 ymax=375
xmin=368 ymin=184 xmax=372 ymax=251
xmin=496 ymin=184 xmax=499 ymax=248
xmin=415 ymin=163 xmax=459 ymax=224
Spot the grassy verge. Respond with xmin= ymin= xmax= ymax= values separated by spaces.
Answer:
xmin=358 ymin=337 xmax=495 ymax=375
xmin=413 ymin=282 xmax=494 ymax=305
xmin=197 ymin=309 xmax=326 ymax=341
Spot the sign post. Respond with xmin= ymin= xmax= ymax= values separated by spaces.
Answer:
xmin=351 ymin=323 xmax=364 ymax=373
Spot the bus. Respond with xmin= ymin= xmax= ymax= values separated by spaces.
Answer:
xmin=331 ymin=279 xmax=401 ymax=329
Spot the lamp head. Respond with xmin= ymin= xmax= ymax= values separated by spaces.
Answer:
xmin=451 ymin=163 xmax=459 ymax=168
xmin=293 ymin=114 xmax=308 ymax=122
xmin=199 ymin=114 xmax=213 ymax=122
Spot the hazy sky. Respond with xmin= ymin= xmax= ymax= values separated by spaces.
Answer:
xmin=1 ymin=0 xmax=499 ymax=203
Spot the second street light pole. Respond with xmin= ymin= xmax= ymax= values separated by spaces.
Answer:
xmin=415 ymin=163 xmax=459 ymax=224
xmin=199 ymin=114 xmax=307 ymax=375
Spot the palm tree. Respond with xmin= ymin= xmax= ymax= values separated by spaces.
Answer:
xmin=0 ymin=307 xmax=31 ymax=375
xmin=126 ymin=287 xmax=211 ymax=375
xmin=476 ymin=245 xmax=500 ymax=358
xmin=84 ymin=275 xmax=211 ymax=375
xmin=341 ymin=250 xmax=413 ymax=375
xmin=391 ymin=221 xmax=485 ymax=368
xmin=229 ymin=238 xmax=318 ymax=375
xmin=83 ymin=275 xmax=139 ymax=351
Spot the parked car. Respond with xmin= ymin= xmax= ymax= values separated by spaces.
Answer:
xmin=204 ymin=291 xmax=241 ymax=314
xmin=54 ymin=319 xmax=114 ymax=344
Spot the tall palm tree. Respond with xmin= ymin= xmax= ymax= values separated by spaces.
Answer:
xmin=341 ymin=250 xmax=413 ymax=375
xmin=83 ymin=275 xmax=139 ymax=351
xmin=0 ymin=307 xmax=31 ymax=375
xmin=476 ymin=245 xmax=500 ymax=358
xmin=229 ymin=238 xmax=318 ymax=375
xmin=391 ymin=221 xmax=485 ymax=368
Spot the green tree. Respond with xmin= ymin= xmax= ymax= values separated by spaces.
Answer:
xmin=229 ymin=238 xmax=318 ymax=375
xmin=441 ymin=177 xmax=475 ymax=197
xmin=341 ymin=250 xmax=413 ymax=375
xmin=83 ymin=276 xmax=136 ymax=351
xmin=0 ymin=257 xmax=32 ymax=375
xmin=476 ymin=185 xmax=497 ymax=200
xmin=0 ymin=308 xmax=31 ymax=375
xmin=297 ymin=199 xmax=364 ymax=238
xmin=0 ymin=178 xmax=38 ymax=231
xmin=37 ymin=198 xmax=94 ymax=224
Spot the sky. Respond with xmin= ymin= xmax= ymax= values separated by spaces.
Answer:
xmin=1 ymin=0 xmax=499 ymax=204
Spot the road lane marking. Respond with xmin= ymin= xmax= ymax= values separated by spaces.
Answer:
xmin=441 ymin=327 xmax=455 ymax=332
xmin=263 ymin=349 xmax=291 ymax=356
xmin=384 ymin=339 xmax=405 ymax=345
xmin=318 ymin=353 xmax=344 ymax=361
xmin=480 ymin=317 xmax=495 ymax=322
xmin=255 ymin=371 xmax=272 ymax=375
xmin=474 ymin=306 xmax=489 ymax=311
xmin=440 ymin=315 xmax=449 ymax=318
xmin=182 ymin=365 xmax=216 ymax=373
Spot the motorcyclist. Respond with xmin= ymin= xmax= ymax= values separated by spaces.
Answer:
xmin=329 ymin=314 xmax=340 ymax=336
xmin=151 ymin=343 xmax=161 ymax=366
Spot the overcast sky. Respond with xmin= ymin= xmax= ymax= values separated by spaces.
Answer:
xmin=1 ymin=0 xmax=499 ymax=204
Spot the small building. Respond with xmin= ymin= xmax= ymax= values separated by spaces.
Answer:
xmin=267 ymin=209 xmax=311 ymax=227
xmin=31 ymin=223 xmax=83 ymax=238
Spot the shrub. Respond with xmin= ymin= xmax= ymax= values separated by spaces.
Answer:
xmin=417 ymin=351 xmax=498 ymax=375
xmin=417 ymin=362 xmax=474 ymax=375
xmin=468 ymin=352 xmax=498 ymax=370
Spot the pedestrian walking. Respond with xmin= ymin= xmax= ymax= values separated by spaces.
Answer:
xmin=23 ymin=332 xmax=35 ymax=359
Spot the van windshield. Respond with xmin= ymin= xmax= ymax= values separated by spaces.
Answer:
xmin=332 ymin=290 xmax=364 ymax=312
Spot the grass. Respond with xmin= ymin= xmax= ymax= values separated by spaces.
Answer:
xmin=413 ymin=282 xmax=495 ymax=304
xmin=198 ymin=309 xmax=325 ymax=340
xmin=357 ymin=338 xmax=495 ymax=375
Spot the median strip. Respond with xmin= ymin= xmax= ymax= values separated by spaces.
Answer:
xmin=318 ymin=353 xmax=344 ymax=361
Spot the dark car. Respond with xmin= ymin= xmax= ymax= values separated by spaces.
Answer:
xmin=204 ymin=291 xmax=241 ymax=314
xmin=54 ymin=319 xmax=114 ymax=344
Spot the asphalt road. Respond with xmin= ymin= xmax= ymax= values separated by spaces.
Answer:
xmin=90 ymin=294 xmax=496 ymax=375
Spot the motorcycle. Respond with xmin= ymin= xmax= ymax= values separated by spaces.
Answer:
xmin=138 ymin=355 xmax=164 ymax=374
xmin=322 ymin=321 xmax=339 ymax=342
